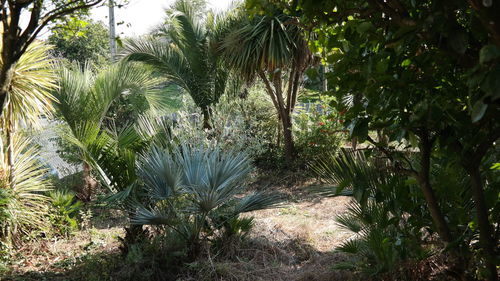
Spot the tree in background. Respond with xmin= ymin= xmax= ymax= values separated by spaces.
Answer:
xmin=0 ymin=0 xmax=106 ymax=118
xmin=48 ymin=18 xmax=110 ymax=66
xmin=258 ymin=0 xmax=500 ymax=279
xmin=123 ymin=0 xmax=241 ymax=129
xmin=220 ymin=4 xmax=316 ymax=161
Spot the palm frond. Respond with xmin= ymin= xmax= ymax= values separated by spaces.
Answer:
xmin=233 ymin=191 xmax=283 ymax=214
xmin=0 ymin=134 xmax=51 ymax=243
xmin=137 ymin=146 xmax=182 ymax=200
xmin=2 ymin=41 xmax=57 ymax=129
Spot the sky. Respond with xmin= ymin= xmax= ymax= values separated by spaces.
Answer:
xmin=92 ymin=0 xmax=234 ymax=37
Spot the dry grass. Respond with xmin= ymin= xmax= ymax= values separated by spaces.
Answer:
xmin=178 ymin=197 xmax=355 ymax=281
xmin=2 ymin=174 xmax=357 ymax=281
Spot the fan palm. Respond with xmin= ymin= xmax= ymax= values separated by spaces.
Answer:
xmin=132 ymin=145 xmax=282 ymax=255
xmin=220 ymin=8 xmax=316 ymax=160
xmin=53 ymin=62 xmax=163 ymax=201
xmin=122 ymin=0 xmax=240 ymax=129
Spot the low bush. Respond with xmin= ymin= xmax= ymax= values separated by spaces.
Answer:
xmin=47 ymin=189 xmax=83 ymax=237
xmin=129 ymin=145 xmax=282 ymax=267
xmin=312 ymin=149 xmax=432 ymax=277
xmin=294 ymin=97 xmax=347 ymax=162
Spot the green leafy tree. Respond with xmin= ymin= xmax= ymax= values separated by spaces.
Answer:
xmin=48 ymin=18 xmax=110 ymax=66
xmin=261 ymin=0 xmax=500 ymax=279
xmin=123 ymin=0 xmax=241 ymax=129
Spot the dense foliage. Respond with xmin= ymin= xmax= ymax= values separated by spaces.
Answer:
xmin=254 ymin=0 xmax=500 ymax=279
xmin=48 ymin=18 xmax=110 ymax=66
xmin=1 ymin=0 xmax=498 ymax=280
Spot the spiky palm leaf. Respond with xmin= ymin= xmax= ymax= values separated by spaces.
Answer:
xmin=54 ymin=62 xmax=164 ymax=130
xmin=53 ymin=62 xmax=165 ymax=198
xmin=131 ymin=146 xmax=282 ymax=244
xmin=1 ymin=41 xmax=57 ymax=129
xmin=314 ymin=149 xmax=432 ymax=275
xmin=220 ymin=10 xmax=311 ymax=81
xmin=123 ymin=0 xmax=241 ymax=125
xmin=0 ymin=134 xmax=51 ymax=244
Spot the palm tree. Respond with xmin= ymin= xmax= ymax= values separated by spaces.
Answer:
xmin=132 ymin=145 xmax=282 ymax=256
xmin=0 ymin=41 xmax=57 ymax=184
xmin=53 ymin=62 xmax=163 ymax=201
xmin=122 ymin=0 xmax=240 ymax=129
xmin=0 ymin=41 xmax=55 ymax=246
xmin=0 ymin=133 xmax=52 ymax=246
xmin=220 ymin=8 xmax=316 ymax=161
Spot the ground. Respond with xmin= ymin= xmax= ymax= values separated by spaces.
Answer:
xmin=2 ymin=173 xmax=355 ymax=281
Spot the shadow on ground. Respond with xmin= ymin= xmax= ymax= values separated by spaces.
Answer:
xmin=4 ymin=233 xmax=352 ymax=281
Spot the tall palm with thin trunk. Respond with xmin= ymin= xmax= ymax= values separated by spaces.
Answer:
xmin=0 ymin=41 xmax=57 ymax=185
xmin=220 ymin=9 xmax=316 ymax=161
xmin=0 ymin=41 xmax=56 ymax=246
xmin=53 ymin=62 xmax=162 ymax=201
xmin=122 ymin=0 xmax=239 ymax=129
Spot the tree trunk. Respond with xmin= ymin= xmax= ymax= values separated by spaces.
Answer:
xmin=466 ymin=166 xmax=498 ymax=281
xmin=281 ymin=111 xmax=295 ymax=161
xmin=79 ymin=162 xmax=97 ymax=202
xmin=201 ymin=106 xmax=212 ymax=130
xmin=0 ymin=64 xmax=15 ymax=119
xmin=417 ymin=131 xmax=453 ymax=243
xmin=6 ymin=119 xmax=14 ymax=188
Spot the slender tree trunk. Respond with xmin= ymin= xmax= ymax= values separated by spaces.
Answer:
xmin=281 ymin=111 xmax=295 ymax=161
xmin=6 ymin=119 xmax=14 ymax=188
xmin=201 ymin=106 xmax=212 ymax=130
xmin=0 ymin=64 xmax=15 ymax=119
xmin=466 ymin=165 xmax=498 ymax=281
xmin=417 ymin=130 xmax=453 ymax=243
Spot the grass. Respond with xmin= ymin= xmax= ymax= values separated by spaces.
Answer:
xmin=2 ymin=173 xmax=355 ymax=281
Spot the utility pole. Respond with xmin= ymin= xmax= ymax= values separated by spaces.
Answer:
xmin=108 ymin=0 xmax=117 ymax=61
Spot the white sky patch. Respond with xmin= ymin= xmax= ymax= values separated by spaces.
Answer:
xmin=91 ymin=0 xmax=234 ymax=38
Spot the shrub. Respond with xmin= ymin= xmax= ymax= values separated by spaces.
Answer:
xmin=167 ymin=87 xmax=279 ymax=162
xmin=294 ymin=97 xmax=346 ymax=161
xmin=131 ymin=145 xmax=282 ymax=259
xmin=0 ymin=135 xmax=51 ymax=246
xmin=312 ymin=149 xmax=431 ymax=277
xmin=48 ymin=189 xmax=83 ymax=236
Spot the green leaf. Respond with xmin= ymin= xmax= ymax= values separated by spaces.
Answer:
xmin=375 ymin=59 xmax=389 ymax=73
xmin=408 ymin=132 xmax=418 ymax=148
xmin=471 ymin=101 xmax=487 ymax=123
xmin=479 ymin=44 xmax=500 ymax=64
xmin=356 ymin=22 xmax=373 ymax=34
xmin=490 ymin=163 xmax=500 ymax=170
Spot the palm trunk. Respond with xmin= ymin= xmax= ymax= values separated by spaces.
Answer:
xmin=79 ymin=162 xmax=96 ymax=202
xmin=281 ymin=111 xmax=295 ymax=161
xmin=201 ymin=106 xmax=212 ymax=130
